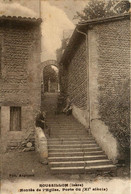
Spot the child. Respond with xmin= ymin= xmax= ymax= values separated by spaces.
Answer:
xmin=63 ymin=97 xmax=72 ymax=115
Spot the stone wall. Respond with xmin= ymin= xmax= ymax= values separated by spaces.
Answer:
xmin=67 ymin=37 xmax=87 ymax=109
xmin=90 ymin=19 xmax=130 ymax=160
xmin=35 ymin=127 xmax=48 ymax=164
xmin=0 ymin=19 xmax=41 ymax=152
xmin=66 ymin=37 xmax=89 ymax=127
xmin=62 ymin=16 xmax=130 ymax=161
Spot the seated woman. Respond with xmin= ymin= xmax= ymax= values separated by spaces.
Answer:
xmin=63 ymin=97 xmax=72 ymax=115
xmin=35 ymin=111 xmax=46 ymax=130
xmin=35 ymin=111 xmax=50 ymax=137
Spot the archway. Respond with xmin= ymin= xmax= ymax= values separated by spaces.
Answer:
xmin=40 ymin=60 xmax=59 ymax=96
xmin=43 ymin=65 xmax=59 ymax=93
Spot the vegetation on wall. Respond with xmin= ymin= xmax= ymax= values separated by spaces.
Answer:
xmin=99 ymin=79 xmax=130 ymax=152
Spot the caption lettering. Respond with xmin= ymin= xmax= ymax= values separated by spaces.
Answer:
xmin=19 ymin=183 xmax=108 ymax=192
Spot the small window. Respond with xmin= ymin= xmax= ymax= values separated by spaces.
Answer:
xmin=10 ymin=107 xmax=21 ymax=131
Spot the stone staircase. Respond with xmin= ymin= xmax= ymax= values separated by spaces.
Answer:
xmin=42 ymin=93 xmax=116 ymax=174
xmin=47 ymin=114 xmax=116 ymax=174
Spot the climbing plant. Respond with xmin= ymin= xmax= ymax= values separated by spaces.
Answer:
xmin=98 ymin=78 xmax=130 ymax=152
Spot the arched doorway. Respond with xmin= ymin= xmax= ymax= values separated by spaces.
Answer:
xmin=40 ymin=60 xmax=59 ymax=113
xmin=43 ymin=65 xmax=59 ymax=93
xmin=40 ymin=60 xmax=59 ymax=97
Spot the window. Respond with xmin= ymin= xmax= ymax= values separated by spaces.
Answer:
xmin=10 ymin=107 xmax=21 ymax=131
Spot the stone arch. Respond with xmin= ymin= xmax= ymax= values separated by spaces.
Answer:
xmin=40 ymin=60 xmax=58 ymax=80
xmin=41 ymin=59 xmax=57 ymax=69
xmin=40 ymin=60 xmax=59 ymax=94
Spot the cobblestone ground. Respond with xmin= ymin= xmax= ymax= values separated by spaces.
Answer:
xmin=0 ymin=92 xmax=130 ymax=182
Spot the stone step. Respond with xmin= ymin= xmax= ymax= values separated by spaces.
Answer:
xmin=50 ymin=164 xmax=116 ymax=174
xmin=51 ymin=133 xmax=88 ymax=136
xmin=50 ymin=129 xmax=86 ymax=132
xmin=50 ymin=127 xmax=86 ymax=130
xmin=47 ymin=124 xmax=83 ymax=126
xmin=48 ymin=154 xmax=107 ymax=162
xmin=43 ymin=94 xmax=117 ymax=174
xmin=48 ymin=144 xmax=98 ymax=149
xmin=48 ymin=147 xmax=101 ymax=152
xmin=48 ymin=123 xmax=85 ymax=125
xmin=50 ymin=130 xmax=87 ymax=134
xmin=50 ymin=127 xmax=85 ymax=129
xmin=47 ymin=120 xmax=79 ymax=123
xmin=49 ymin=125 xmax=85 ymax=127
xmin=49 ymin=159 xmax=112 ymax=168
xmin=50 ymin=135 xmax=89 ymax=138
xmin=48 ymin=136 xmax=94 ymax=142
xmin=48 ymin=140 xmax=96 ymax=145
xmin=49 ymin=121 xmax=84 ymax=122
xmin=48 ymin=151 xmax=105 ymax=157
xmin=48 ymin=137 xmax=94 ymax=141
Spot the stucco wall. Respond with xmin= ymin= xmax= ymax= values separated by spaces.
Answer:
xmin=72 ymin=104 xmax=89 ymax=128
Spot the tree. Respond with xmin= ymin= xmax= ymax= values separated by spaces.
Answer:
xmin=75 ymin=0 xmax=130 ymax=22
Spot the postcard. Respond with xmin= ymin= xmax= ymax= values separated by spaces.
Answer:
xmin=0 ymin=0 xmax=130 ymax=193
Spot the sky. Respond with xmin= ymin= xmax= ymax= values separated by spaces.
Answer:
xmin=41 ymin=0 xmax=89 ymax=61
xmin=0 ymin=0 xmax=89 ymax=62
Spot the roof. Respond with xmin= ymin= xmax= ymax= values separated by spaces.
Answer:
xmin=78 ymin=12 xmax=130 ymax=26
xmin=0 ymin=15 xmax=42 ymax=25
xmin=60 ymin=13 xmax=130 ymax=65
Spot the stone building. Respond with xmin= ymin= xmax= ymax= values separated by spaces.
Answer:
xmin=59 ymin=13 xmax=130 ymax=163
xmin=0 ymin=16 xmax=42 ymax=152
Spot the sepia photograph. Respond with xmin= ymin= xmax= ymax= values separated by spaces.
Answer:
xmin=0 ymin=0 xmax=130 ymax=193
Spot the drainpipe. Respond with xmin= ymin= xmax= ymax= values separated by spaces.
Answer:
xmin=76 ymin=28 xmax=91 ymax=134
xmin=129 ymin=2 xmax=131 ymax=132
